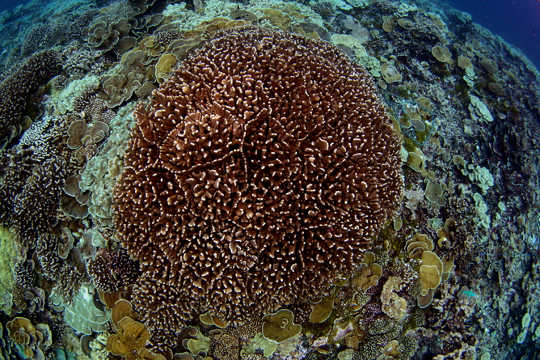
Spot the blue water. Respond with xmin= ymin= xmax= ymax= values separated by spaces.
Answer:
xmin=441 ymin=0 xmax=540 ymax=69
xmin=0 ymin=0 xmax=22 ymax=11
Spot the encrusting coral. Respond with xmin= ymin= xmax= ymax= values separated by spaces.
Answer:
xmin=114 ymin=25 xmax=403 ymax=342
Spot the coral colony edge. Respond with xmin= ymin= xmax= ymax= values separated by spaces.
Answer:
xmin=0 ymin=1 xmax=538 ymax=360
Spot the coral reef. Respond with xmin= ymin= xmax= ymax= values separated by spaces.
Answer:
xmin=0 ymin=0 xmax=537 ymax=359
xmin=114 ymin=25 xmax=402 ymax=339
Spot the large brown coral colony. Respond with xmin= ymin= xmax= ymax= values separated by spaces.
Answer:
xmin=114 ymin=26 xmax=402 ymax=335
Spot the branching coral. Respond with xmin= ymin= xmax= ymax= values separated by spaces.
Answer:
xmin=114 ymin=26 xmax=402 ymax=337
xmin=36 ymin=232 xmax=87 ymax=302
xmin=87 ymin=247 xmax=140 ymax=293
xmin=0 ymin=50 xmax=62 ymax=146
xmin=0 ymin=149 xmax=66 ymax=241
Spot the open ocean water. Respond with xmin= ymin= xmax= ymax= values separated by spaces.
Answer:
xmin=0 ymin=1 xmax=538 ymax=360
xmin=440 ymin=0 xmax=540 ymax=70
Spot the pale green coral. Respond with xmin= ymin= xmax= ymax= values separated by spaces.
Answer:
xmin=397 ymin=2 xmax=418 ymax=15
xmin=469 ymin=94 xmax=493 ymax=123
xmin=330 ymin=34 xmax=381 ymax=77
xmin=456 ymin=160 xmax=494 ymax=194
xmin=463 ymin=65 xmax=477 ymax=88
xmin=79 ymin=103 xmax=135 ymax=225
xmin=163 ymin=0 xmax=325 ymax=32
xmin=465 ymin=164 xmax=494 ymax=194
xmin=243 ymin=333 xmax=278 ymax=358
xmin=324 ymin=0 xmax=369 ymax=11
xmin=473 ymin=193 xmax=490 ymax=230
xmin=53 ymin=284 xmax=110 ymax=335
xmin=0 ymin=225 xmax=18 ymax=315
xmin=50 ymin=74 xmax=100 ymax=115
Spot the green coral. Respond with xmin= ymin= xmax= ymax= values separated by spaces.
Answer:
xmin=0 ymin=225 xmax=18 ymax=315
xmin=330 ymin=34 xmax=381 ymax=77
xmin=52 ymin=284 xmax=110 ymax=335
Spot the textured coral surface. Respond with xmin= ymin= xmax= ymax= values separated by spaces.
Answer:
xmin=114 ymin=26 xmax=402 ymax=333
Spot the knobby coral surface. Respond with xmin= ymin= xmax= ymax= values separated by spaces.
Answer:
xmin=114 ymin=26 xmax=402 ymax=335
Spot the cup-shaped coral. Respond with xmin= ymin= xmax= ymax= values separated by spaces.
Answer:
xmin=406 ymin=233 xmax=434 ymax=258
xmin=112 ymin=299 xmax=139 ymax=326
xmin=107 ymin=316 xmax=165 ymax=360
xmin=309 ymin=295 xmax=335 ymax=324
xmin=6 ymin=317 xmax=51 ymax=359
xmin=262 ymin=309 xmax=302 ymax=343
xmin=418 ymin=250 xmax=443 ymax=295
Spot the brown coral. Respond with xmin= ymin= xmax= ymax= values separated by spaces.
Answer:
xmin=0 ymin=148 xmax=66 ymax=241
xmin=6 ymin=317 xmax=51 ymax=359
xmin=0 ymin=50 xmax=62 ymax=146
xmin=87 ymin=247 xmax=140 ymax=293
xmin=114 ymin=26 xmax=402 ymax=335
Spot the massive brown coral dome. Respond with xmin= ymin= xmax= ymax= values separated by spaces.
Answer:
xmin=114 ymin=26 xmax=402 ymax=333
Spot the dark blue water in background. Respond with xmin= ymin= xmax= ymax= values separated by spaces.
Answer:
xmin=441 ymin=0 xmax=540 ymax=70
xmin=0 ymin=0 xmax=21 ymax=11
xmin=0 ymin=0 xmax=538 ymax=70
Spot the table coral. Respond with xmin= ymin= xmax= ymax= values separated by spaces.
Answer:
xmin=114 ymin=25 xmax=403 ymax=342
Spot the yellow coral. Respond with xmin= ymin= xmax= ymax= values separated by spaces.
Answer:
xmin=155 ymin=53 xmax=177 ymax=83
xmin=419 ymin=250 xmax=443 ymax=295
xmin=107 ymin=299 xmax=165 ymax=360
xmin=381 ymin=277 xmax=408 ymax=320
xmin=431 ymin=44 xmax=453 ymax=65
xmin=199 ymin=311 xmax=229 ymax=328
xmin=406 ymin=233 xmax=434 ymax=258
xmin=309 ymin=295 xmax=335 ymax=324
xmin=262 ymin=309 xmax=302 ymax=343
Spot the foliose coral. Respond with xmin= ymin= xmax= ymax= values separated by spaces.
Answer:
xmin=6 ymin=317 xmax=52 ymax=360
xmin=0 ymin=50 xmax=62 ymax=146
xmin=114 ymin=25 xmax=402 ymax=338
